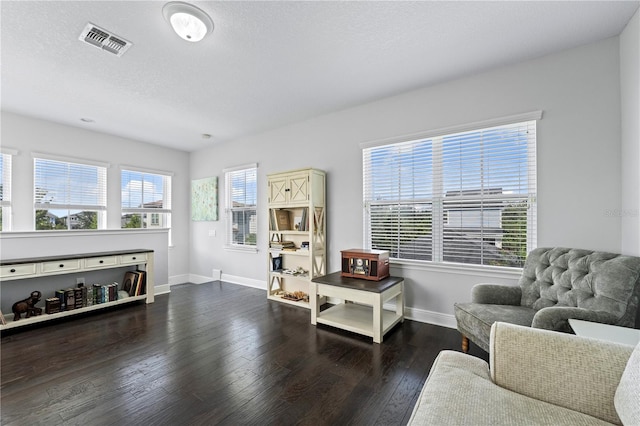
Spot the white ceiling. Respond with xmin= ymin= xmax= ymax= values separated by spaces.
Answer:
xmin=1 ymin=1 xmax=638 ymax=152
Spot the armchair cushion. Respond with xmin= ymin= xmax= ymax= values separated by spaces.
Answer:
xmin=455 ymin=303 xmax=535 ymax=352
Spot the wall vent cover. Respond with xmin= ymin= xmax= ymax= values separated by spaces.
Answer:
xmin=79 ymin=23 xmax=132 ymax=57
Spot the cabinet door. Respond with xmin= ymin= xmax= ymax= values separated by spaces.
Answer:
xmin=268 ymin=176 xmax=288 ymax=205
xmin=288 ymin=173 xmax=309 ymax=203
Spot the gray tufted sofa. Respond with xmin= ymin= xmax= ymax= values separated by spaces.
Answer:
xmin=454 ymin=247 xmax=640 ymax=353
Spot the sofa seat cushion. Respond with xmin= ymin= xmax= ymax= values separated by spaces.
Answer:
xmin=454 ymin=303 xmax=536 ymax=352
xmin=408 ymin=351 xmax=614 ymax=425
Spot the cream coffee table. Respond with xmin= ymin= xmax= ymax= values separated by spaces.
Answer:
xmin=310 ymin=272 xmax=404 ymax=343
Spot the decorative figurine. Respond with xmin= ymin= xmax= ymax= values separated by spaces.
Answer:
xmin=11 ymin=290 xmax=43 ymax=321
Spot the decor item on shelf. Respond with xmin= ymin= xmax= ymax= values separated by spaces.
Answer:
xmin=11 ymin=290 xmax=43 ymax=321
xmin=162 ymin=2 xmax=214 ymax=43
xmin=341 ymin=249 xmax=390 ymax=281
xmin=271 ymin=256 xmax=283 ymax=272
xmin=45 ymin=298 xmax=61 ymax=315
xmin=191 ymin=176 xmax=218 ymax=221
xmin=0 ymin=310 xmax=6 ymax=325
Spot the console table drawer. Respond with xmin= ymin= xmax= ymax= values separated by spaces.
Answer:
xmin=41 ymin=259 xmax=81 ymax=273
xmin=120 ymin=253 xmax=147 ymax=265
xmin=0 ymin=263 xmax=37 ymax=279
xmin=85 ymin=256 xmax=118 ymax=269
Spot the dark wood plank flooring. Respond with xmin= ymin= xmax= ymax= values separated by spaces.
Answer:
xmin=1 ymin=282 xmax=487 ymax=425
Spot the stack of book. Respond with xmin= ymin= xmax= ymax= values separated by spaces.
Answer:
xmin=122 ymin=270 xmax=146 ymax=297
xmin=270 ymin=241 xmax=296 ymax=250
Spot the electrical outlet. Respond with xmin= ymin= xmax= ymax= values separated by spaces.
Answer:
xmin=208 ymin=229 xmax=216 ymax=237
xmin=76 ymin=277 xmax=85 ymax=286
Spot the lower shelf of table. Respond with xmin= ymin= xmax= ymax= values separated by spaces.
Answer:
xmin=316 ymin=303 xmax=403 ymax=339
xmin=1 ymin=295 xmax=148 ymax=330
xmin=267 ymin=294 xmax=327 ymax=310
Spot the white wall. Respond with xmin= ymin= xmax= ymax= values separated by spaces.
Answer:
xmin=0 ymin=112 xmax=191 ymax=282
xmin=190 ymin=37 xmax=626 ymax=327
xmin=620 ymin=8 xmax=640 ymax=256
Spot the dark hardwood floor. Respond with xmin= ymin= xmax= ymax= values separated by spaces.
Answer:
xmin=1 ymin=282 xmax=487 ymax=426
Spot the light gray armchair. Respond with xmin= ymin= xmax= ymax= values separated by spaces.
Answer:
xmin=454 ymin=247 xmax=640 ymax=353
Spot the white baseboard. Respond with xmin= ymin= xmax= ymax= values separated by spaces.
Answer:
xmin=382 ymin=302 xmax=456 ymax=329
xmin=187 ymin=274 xmax=214 ymax=284
xmin=154 ymin=283 xmax=171 ymax=295
xmin=169 ymin=274 xmax=190 ymax=286
xmin=220 ymin=273 xmax=266 ymax=290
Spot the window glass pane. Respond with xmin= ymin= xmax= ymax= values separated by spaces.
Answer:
xmin=121 ymin=170 xmax=168 ymax=209
xmin=34 ymin=157 xmax=106 ymax=230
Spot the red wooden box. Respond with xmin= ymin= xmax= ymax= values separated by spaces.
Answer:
xmin=340 ymin=249 xmax=390 ymax=281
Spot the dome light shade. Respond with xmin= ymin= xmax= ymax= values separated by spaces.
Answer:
xmin=163 ymin=2 xmax=213 ymax=42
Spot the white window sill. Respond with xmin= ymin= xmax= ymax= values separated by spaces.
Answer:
xmin=390 ymin=258 xmax=523 ymax=280
xmin=224 ymin=245 xmax=258 ymax=254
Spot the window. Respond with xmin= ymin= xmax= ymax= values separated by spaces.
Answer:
xmin=121 ymin=169 xmax=172 ymax=234
xmin=225 ymin=164 xmax=257 ymax=249
xmin=0 ymin=150 xmax=14 ymax=231
xmin=363 ymin=116 xmax=538 ymax=268
xmin=34 ymin=156 xmax=107 ymax=230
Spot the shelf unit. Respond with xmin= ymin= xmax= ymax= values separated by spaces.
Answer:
xmin=0 ymin=249 xmax=154 ymax=330
xmin=267 ymin=168 xmax=326 ymax=309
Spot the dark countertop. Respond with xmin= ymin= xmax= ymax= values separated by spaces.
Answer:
xmin=312 ymin=271 xmax=403 ymax=293
xmin=1 ymin=249 xmax=153 ymax=266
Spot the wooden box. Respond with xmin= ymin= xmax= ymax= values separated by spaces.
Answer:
xmin=341 ymin=249 xmax=390 ymax=281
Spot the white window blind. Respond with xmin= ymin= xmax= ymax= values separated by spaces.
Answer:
xmin=363 ymin=120 xmax=537 ymax=268
xmin=121 ymin=169 xmax=172 ymax=231
xmin=34 ymin=157 xmax=107 ymax=230
xmin=0 ymin=153 xmax=12 ymax=231
xmin=225 ymin=165 xmax=257 ymax=248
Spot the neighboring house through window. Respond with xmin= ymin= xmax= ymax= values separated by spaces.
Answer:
xmin=363 ymin=113 xmax=539 ymax=268
xmin=225 ymin=164 xmax=258 ymax=249
xmin=121 ymin=168 xmax=172 ymax=238
xmin=33 ymin=154 xmax=107 ymax=230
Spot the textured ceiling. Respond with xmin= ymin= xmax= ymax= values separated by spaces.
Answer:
xmin=1 ymin=1 xmax=639 ymax=152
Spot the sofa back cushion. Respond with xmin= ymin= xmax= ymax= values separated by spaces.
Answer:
xmin=518 ymin=248 xmax=640 ymax=325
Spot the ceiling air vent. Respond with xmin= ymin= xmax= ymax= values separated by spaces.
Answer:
xmin=79 ymin=23 xmax=132 ymax=57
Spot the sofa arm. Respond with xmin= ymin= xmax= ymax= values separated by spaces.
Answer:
xmin=532 ymin=306 xmax=619 ymax=332
xmin=471 ymin=284 xmax=521 ymax=305
xmin=489 ymin=322 xmax=634 ymax=424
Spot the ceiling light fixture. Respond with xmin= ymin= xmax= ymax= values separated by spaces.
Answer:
xmin=162 ymin=2 xmax=213 ymax=42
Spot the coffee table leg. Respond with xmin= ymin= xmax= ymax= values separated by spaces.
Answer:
xmin=373 ymin=294 xmax=383 ymax=343
xmin=310 ymin=281 xmax=318 ymax=325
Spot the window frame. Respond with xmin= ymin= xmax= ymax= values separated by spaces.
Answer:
xmin=0 ymin=149 xmax=17 ymax=232
xmin=224 ymin=163 xmax=258 ymax=252
xmin=362 ymin=112 xmax=541 ymax=270
xmin=33 ymin=153 xmax=108 ymax=231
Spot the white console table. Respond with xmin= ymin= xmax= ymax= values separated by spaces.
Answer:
xmin=0 ymin=249 xmax=154 ymax=330
xmin=569 ymin=319 xmax=640 ymax=346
